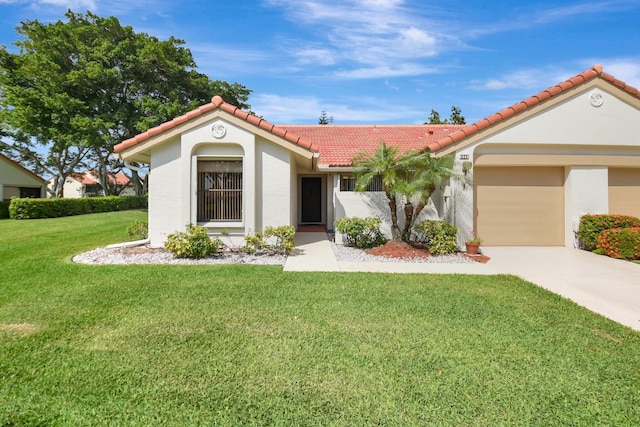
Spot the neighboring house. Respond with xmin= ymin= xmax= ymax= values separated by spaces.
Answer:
xmin=48 ymin=171 xmax=135 ymax=198
xmin=114 ymin=65 xmax=640 ymax=248
xmin=0 ymin=153 xmax=46 ymax=200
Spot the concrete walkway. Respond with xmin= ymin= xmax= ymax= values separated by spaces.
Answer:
xmin=284 ymin=233 xmax=640 ymax=331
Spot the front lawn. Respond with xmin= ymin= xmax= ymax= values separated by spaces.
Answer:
xmin=1 ymin=211 xmax=639 ymax=425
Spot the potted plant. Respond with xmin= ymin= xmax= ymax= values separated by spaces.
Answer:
xmin=465 ymin=231 xmax=482 ymax=255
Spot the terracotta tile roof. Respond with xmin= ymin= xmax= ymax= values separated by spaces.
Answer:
xmin=427 ymin=64 xmax=640 ymax=152
xmin=115 ymin=65 xmax=637 ymax=166
xmin=114 ymin=95 xmax=319 ymax=154
xmin=280 ymin=125 xmax=464 ymax=167
xmin=73 ymin=171 xmax=131 ymax=186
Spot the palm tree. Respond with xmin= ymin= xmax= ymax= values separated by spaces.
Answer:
xmin=399 ymin=152 xmax=468 ymax=241
xmin=353 ymin=143 xmax=414 ymax=240
xmin=353 ymin=143 xmax=469 ymax=242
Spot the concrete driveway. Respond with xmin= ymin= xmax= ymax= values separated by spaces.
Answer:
xmin=482 ymin=246 xmax=640 ymax=332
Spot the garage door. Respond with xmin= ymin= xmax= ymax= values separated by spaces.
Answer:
xmin=475 ymin=166 xmax=565 ymax=246
xmin=609 ymin=168 xmax=640 ymax=217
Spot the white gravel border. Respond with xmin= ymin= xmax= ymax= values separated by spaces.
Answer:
xmin=72 ymin=246 xmax=287 ymax=265
xmin=73 ymin=242 xmax=476 ymax=265
xmin=330 ymin=242 xmax=475 ymax=264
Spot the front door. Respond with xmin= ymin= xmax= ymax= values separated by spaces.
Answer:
xmin=301 ymin=177 xmax=322 ymax=223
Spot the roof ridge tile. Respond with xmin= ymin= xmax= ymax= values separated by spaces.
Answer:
xmin=115 ymin=97 xmax=318 ymax=154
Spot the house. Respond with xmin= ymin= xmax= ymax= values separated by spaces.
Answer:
xmin=114 ymin=65 xmax=640 ymax=248
xmin=48 ymin=171 xmax=135 ymax=198
xmin=0 ymin=153 xmax=46 ymax=200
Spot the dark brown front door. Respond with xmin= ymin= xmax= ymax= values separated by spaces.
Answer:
xmin=301 ymin=177 xmax=322 ymax=223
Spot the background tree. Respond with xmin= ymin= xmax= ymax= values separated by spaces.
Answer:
xmin=426 ymin=109 xmax=444 ymax=124
xmin=425 ymin=106 xmax=466 ymax=125
xmin=0 ymin=11 xmax=252 ymax=197
xmin=448 ymin=106 xmax=466 ymax=124
xmin=318 ymin=110 xmax=333 ymax=125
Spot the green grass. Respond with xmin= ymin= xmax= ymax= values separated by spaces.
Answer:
xmin=1 ymin=211 xmax=639 ymax=426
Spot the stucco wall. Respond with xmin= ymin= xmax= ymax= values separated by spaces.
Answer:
xmin=488 ymin=87 xmax=640 ymax=146
xmin=147 ymin=117 xmax=302 ymax=247
xmin=564 ymin=166 xmax=608 ymax=246
xmin=256 ymin=138 xmax=293 ymax=230
xmin=334 ymin=188 xmax=440 ymax=243
xmin=452 ymin=84 xmax=640 ymax=247
xmin=148 ymin=138 xmax=183 ymax=247
xmin=1 ymin=156 xmax=45 ymax=199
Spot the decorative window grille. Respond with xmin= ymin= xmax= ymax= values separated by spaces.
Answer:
xmin=340 ymin=174 xmax=384 ymax=192
xmin=197 ymin=160 xmax=242 ymax=222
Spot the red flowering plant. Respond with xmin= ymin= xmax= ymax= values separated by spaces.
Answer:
xmin=577 ymin=214 xmax=640 ymax=251
xmin=596 ymin=227 xmax=640 ymax=260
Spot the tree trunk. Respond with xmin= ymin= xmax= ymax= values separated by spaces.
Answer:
xmin=401 ymin=202 xmax=415 ymax=242
xmin=131 ymin=170 xmax=145 ymax=196
xmin=388 ymin=196 xmax=401 ymax=240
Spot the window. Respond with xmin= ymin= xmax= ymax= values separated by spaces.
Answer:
xmin=340 ymin=174 xmax=384 ymax=192
xmin=19 ymin=187 xmax=41 ymax=198
xmin=197 ymin=160 xmax=242 ymax=222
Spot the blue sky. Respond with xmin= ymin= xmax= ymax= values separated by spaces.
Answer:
xmin=1 ymin=0 xmax=639 ymax=125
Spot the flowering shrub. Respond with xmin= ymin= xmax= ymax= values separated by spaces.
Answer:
xmin=596 ymin=227 xmax=640 ymax=260
xmin=577 ymin=214 xmax=640 ymax=251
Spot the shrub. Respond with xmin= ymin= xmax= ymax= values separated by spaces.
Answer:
xmin=413 ymin=220 xmax=458 ymax=255
xmin=264 ymin=225 xmax=296 ymax=254
xmin=243 ymin=225 xmax=296 ymax=255
xmin=334 ymin=216 xmax=386 ymax=248
xmin=164 ymin=224 xmax=222 ymax=259
xmin=127 ymin=220 xmax=149 ymax=240
xmin=0 ymin=201 xmax=10 ymax=219
xmin=9 ymin=196 xmax=148 ymax=219
xmin=577 ymin=214 xmax=640 ymax=251
xmin=242 ymin=232 xmax=264 ymax=254
xmin=596 ymin=227 xmax=640 ymax=260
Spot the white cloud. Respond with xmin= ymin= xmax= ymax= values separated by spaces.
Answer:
xmin=469 ymin=67 xmax=579 ymax=92
xmin=335 ymin=63 xmax=438 ymax=79
xmin=265 ymin=0 xmax=456 ymax=79
xmin=470 ymin=58 xmax=640 ymax=93
xmin=292 ymin=47 xmax=337 ymax=66
xmin=251 ymin=93 xmax=418 ymax=123
xmin=467 ymin=1 xmax=640 ymax=37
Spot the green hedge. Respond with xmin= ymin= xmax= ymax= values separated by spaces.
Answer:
xmin=577 ymin=214 xmax=640 ymax=251
xmin=0 ymin=201 xmax=10 ymax=219
xmin=596 ymin=227 xmax=640 ymax=260
xmin=9 ymin=196 xmax=148 ymax=219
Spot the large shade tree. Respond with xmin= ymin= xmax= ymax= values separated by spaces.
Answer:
xmin=0 ymin=11 xmax=252 ymax=197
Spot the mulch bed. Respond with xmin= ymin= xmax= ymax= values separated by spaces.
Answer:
xmin=366 ymin=240 xmax=490 ymax=263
